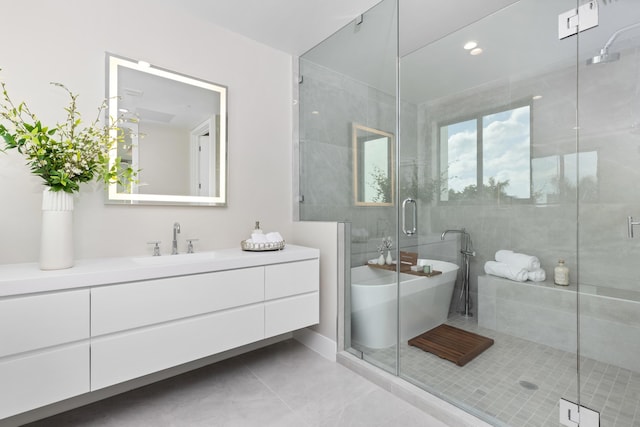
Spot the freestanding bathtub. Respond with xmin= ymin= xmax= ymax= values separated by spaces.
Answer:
xmin=351 ymin=260 xmax=459 ymax=349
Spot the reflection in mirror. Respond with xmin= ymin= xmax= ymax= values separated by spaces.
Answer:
xmin=353 ymin=124 xmax=394 ymax=206
xmin=107 ymin=53 xmax=227 ymax=206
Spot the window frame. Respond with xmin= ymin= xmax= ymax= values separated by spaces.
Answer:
xmin=437 ymin=99 xmax=534 ymax=205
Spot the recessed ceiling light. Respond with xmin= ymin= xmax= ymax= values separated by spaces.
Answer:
xmin=532 ymin=95 xmax=543 ymax=100
xmin=464 ymin=41 xmax=478 ymax=50
xmin=311 ymin=110 xmax=320 ymax=115
xmin=470 ymin=48 xmax=483 ymax=56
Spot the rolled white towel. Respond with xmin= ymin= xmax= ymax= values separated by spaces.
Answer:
xmin=484 ymin=261 xmax=528 ymax=282
xmin=527 ymin=268 xmax=546 ymax=282
xmin=251 ymin=233 xmax=268 ymax=243
xmin=266 ymin=231 xmax=283 ymax=243
xmin=495 ymin=249 xmax=540 ymax=271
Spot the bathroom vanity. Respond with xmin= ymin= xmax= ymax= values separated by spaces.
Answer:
xmin=0 ymin=245 xmax=319 ymax=420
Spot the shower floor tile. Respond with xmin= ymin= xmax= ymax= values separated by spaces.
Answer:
xmin=353 ymin=315 xmax=640 ymax=427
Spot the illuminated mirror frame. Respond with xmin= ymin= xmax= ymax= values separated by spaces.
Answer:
xmin=106 ymin=53 xmax=228 ymax=206
xmin=353 ymin=123 xmax=395 ymax=206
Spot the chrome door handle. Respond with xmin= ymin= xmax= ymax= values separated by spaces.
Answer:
xmin=628 ymin=216 xmax=640 ymax=238
xmin=402 ymin=198 xmax=417 ymax=236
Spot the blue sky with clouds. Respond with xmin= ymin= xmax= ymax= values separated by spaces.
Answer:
xmin=443 ymin=105 xmax=531 ymax=198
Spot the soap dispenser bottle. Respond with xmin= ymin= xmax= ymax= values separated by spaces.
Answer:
xmin=253 ymin=221 xmax=263 ymax=235
xmin=554 ymin=259 xmax=569 ymax=286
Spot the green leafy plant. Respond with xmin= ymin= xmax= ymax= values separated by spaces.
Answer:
xmin=369 ymin=166 xmax=392 ymax=203
xmin=0 ymin=75 xmax=135 ymax=193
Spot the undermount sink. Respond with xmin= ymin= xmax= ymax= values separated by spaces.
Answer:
xmin=132 ymin=252 xmax=218 ymax=265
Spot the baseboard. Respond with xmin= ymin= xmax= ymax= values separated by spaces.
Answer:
xmin=293 ymin=328 xmax=337 ymax=361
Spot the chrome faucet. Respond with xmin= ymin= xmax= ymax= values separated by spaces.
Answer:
xmin=441 ymin=228 xmax=475 ymax=256
xmin=441 ymin=228 xmax=475 ymax=318
xmin=172 ymin=222 xmax=181 ymax=255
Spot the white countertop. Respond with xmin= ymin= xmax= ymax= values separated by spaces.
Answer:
xmin=0 ymin=245 xmax=319 ymax=298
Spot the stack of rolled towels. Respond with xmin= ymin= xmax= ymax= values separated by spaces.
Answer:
xmin=246 ymin=231 xmax=284 ymax=244
xmin=484 ymin=250 xmax=546 ymax=282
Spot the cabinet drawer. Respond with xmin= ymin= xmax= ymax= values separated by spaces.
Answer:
xmin=0 ymin=290 xmax=89 ymax=358
xmin=0 ymin=343 xmax=89 ymax=419
xmin=91 ymin=304 xmax=264 ymax=390
xmin=265 ymin=292 xmax=319 ymax=338
xmin=92 ymin=267 xmax=264 ymax=336
xmin=265 ymin=259 xmax=319 ymax=300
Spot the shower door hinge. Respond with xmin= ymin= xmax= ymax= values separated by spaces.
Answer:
xmin=558 ymin=1 xmax=599 ymax=39
xmin=559 ymin=398 xmax=600 ymax=427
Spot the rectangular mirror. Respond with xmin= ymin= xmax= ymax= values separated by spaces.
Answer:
xmin=106 ymin=53 xmax=227 ymax=206
xmin=352 ymin=123 xmax=394 ymax=206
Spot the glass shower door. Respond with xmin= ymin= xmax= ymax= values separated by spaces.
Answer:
xmin=397 ymin=1 xmax=582 ymax=425
xmin=298 ymin=0 xmax=399 ymax=374
xmin=577 ymin=2 xmax=640 ymax=426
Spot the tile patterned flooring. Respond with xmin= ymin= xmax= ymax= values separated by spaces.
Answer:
xmin=356 ymin=315 xmax=640 ymax=427
xmin=24 ymin=340 xmax=449 ymax=427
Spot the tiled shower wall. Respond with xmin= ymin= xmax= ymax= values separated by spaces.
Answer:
xmin=299 ymin=60 xmax=436 ymax=267
xmin=300 ymin=40 xmax=640 ymax=301
xmin=422 ymin=44 xmax=640 ymax=303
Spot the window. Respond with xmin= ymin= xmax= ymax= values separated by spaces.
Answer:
xmin=439 ymin=103 xmax=531 ymax=203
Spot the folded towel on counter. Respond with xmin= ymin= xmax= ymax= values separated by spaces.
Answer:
xmin=484 ymin=261 xmax=528 ymax=282
xmin=266 ymin=232 xmax=284 ymax=243
xmin=495 ymin=249 xmax=540 ymax=271
xmin=250 ymin=233 xmax=268 ymax=244
xmin=246 ymin=231 xmax=284 ymax=244
xmin=527 ymin=268 xmax=546 ymax=282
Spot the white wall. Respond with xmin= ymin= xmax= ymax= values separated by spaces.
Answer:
xmin=291 ymin=221 xmax=340 ymax=359
xmin=292 ymin=222 xmax=339 ymax=341
xmin=0 ymin=0 xmax=293 ymax=262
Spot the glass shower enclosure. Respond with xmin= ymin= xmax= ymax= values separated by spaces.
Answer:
xmin=298 ymin=0 xmax=640 ymax=425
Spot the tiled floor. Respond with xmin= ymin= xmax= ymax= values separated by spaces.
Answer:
xmin=356 ymin=316 xmax=640 ymax=427
xmin=24 ymin=340 xmax=449 ymax=427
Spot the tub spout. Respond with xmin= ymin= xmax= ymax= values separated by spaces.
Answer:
xmin=441 ymin=229 xmax=465 ymax=240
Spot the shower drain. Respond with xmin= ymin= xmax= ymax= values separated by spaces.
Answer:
xmin=519 ymin=380 xmax=539 ymax=390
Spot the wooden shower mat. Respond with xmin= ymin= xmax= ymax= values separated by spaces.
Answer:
xmin=408 ymin=324 xmax=494 ymax=366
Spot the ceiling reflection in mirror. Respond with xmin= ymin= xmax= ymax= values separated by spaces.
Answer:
xmin=106 ymin=53 xmax=227 ymax=206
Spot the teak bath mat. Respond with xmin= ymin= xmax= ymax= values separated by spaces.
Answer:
xmin=408 ymin=324 xmax=494 ymax=366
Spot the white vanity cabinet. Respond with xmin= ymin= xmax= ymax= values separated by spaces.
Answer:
xmin=265 ymin=259 xmax=319 ymax=337
xmin=90 ymin=267 xmax=266 ymax=390
xmin=90 ymin=259 xmax=320 ymax=390
xmin=0 ymin=245 xmax=320 ymax=421
xmin=0 ymin=290 xmax=90 ymax=419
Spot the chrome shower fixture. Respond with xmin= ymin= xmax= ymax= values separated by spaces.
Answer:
xmin=587 ymin=48 xmax=620 ymax=65
xmin=587 ymin=21 xmax=640 ymax=65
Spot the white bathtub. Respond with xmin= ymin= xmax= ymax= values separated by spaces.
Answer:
xmin=351 ymin=260 xmax=459 ymax=349
xmin=479 ymin=275 xmax=640 ymax=372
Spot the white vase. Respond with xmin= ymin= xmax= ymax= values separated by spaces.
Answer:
xmin=40 ymin=189 xmax=74 ymax=270
xmin=377 ymin=254 xmax=385 ymax=265
xmin=385 ymin=251 xmax=392 ymax=265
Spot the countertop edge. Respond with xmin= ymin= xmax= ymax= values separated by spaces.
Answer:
xmin=0 ymin=245 xmax=320 ymax=298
